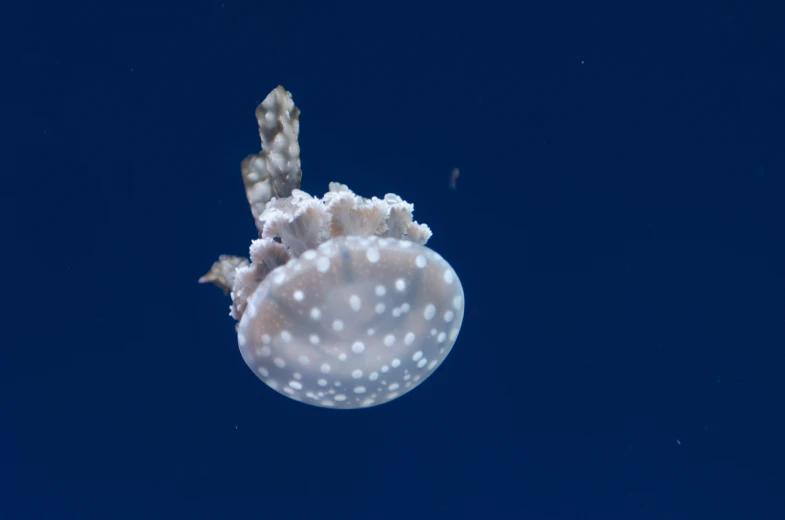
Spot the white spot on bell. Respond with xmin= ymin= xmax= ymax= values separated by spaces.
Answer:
xmin=316 ymin=256 xmax=330 ymax=272
xmin=366 ymin=247 xmax=380 ymax=263
xmin=443 ymin=269 xmax=454 ymax=284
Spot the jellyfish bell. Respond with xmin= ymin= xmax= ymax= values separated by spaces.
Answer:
xmin=200 ymin=86 xmax=464 ymax=409
xmin=238 ymin=236 xmax=464 ymax=408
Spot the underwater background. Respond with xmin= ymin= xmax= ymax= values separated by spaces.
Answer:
xmin=2 ymin=1 xmax=783 ymax=518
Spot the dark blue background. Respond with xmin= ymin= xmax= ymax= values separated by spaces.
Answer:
xmin=2 ymin=1 xmax=783 ymax=518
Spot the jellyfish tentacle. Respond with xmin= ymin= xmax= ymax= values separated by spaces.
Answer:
xmin=241 ymin=85 xmax=302 ymax=233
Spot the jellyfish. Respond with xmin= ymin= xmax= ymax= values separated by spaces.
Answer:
xmin=200 ymin=86 xmax=464 ymax=409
